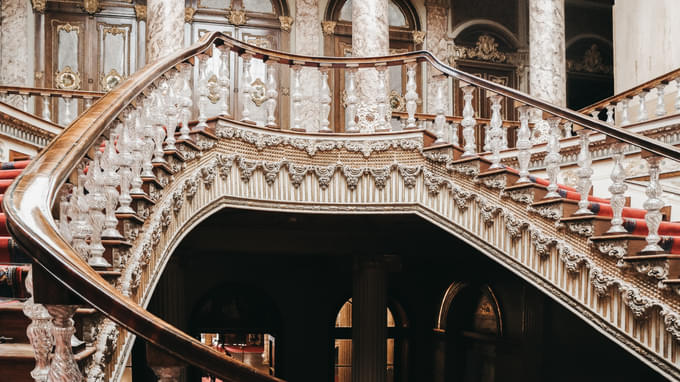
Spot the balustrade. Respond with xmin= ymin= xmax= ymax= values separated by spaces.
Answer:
xmin=9 ymin=31 xmax=680 ymax=382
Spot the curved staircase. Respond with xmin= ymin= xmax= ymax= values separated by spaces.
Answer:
xmin=3 ymin=31 xmax=680 ymax=381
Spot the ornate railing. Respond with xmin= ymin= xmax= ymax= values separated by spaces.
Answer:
xmin=5 ymin=31 xmax=680 ymax=381
xmin=0 ymin=86 xmax=105 ymax=126
xmin=0 ymin=101 xmax=62 ymax=150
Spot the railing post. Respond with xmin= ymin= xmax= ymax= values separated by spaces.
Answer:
xmin=516 ymin=105 xmax=532 ymax=183
xmin=46 ymin=305 xmax=83 ymax=382
xmin=196 ymin=54 xmax=209 ymax=130
xmin=101 ymin=137 xmax=123 ymax=240
xmin=72 ymin=173 xmax=91 ymax=261
xmin=162 ymin=77 xmax=178 ymax=151
xmin=450 ymin=122 xmax=459 ymax=146
xmin=264 ymin=61 xmax=278 ymax=128
xmin=606 ymin=142 xmax=628 ymax=234
xmin=319 ymin=66 xmax=332 ymax=133
xmin=404 ymin=61 xmax=418 ymax=129
xmin=544 ymin=117 xmax=562 ymax=199
xmin=116 ymin=120 xmax=135 ymax=214
xmin=291 ymin=64 xmax=303 ymax=131
xmin=177 ymin=64 xmax=193 ymax=141
xmin=605 ymin=104 xmax=615 ymax=124
xmin=345 ymin=67 xmax=358 ymax=133
xmin=637 ymin=90 xmax=648 ymax=122
xmin=675 ymin=79 xmax=680 ymax=111
xmin=641 ymin=153 xmax=665 ymax=253
xmin=655 ymin=84 xmax=667 ymax=117
xmin=86 ymin=151 xmax=110 ymax=267
xmin=23 ymin=269 xmax=53 ymax=382
xmin=488 ymin=94 xmax=503 ymax=168
xmin=460 ymin=85 xmax=477 ymax=157
xmin=217 ymin=45 xmax=231 ymax=117
xmin=433 ymin=75 xmax=447 ymax=144
xmin=240 ymin=53 xmax=254 ymax=124
xmin=41 ymin=95 xmax=51 ymax=122
xmin=574 ymin=128 xmax=593 ymax=215
xmin=376 ymin=65 xmax=389 ymax=132
xmin=620 ymin=98 xmax=630 ymax=125
xmin=63 ymin=97 xmax=74 ymax=126
xmin=22 ymin=94 xmax=30 ymax=112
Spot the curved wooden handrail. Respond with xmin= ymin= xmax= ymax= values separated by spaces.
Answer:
xmin=578 ymin=67 xmax=680 ymax=115
xmin=5 ymin=31 xmax=680 ymax=382
xmin=0 ymin=85 xmax=105 ymax=99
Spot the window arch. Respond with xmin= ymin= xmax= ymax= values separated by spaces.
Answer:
xmin=333 ymin=298 xmax=409 ymax=382
xmin=326 ymin=0 xmax=420 ymax=31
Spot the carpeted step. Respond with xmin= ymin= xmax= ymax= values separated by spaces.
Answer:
xmin=0 ymin=238 xmax=30 ymax=264
xmin=589 ymin=202 xmax=649 ymax=220
xmin=0 ymin=214 xmax=8 ymax=236
xmin=0 ymin=266 xmax=28 ymax=299
xmin=504 ymin=166 xmax=611 ymax=203
xmin=0 ymin=169 xmax=23 ymax=180
xmin=623 ymin=218 xmax=680 ymax=237
xmin=0 ymin=179 xmax=13 ymax=194
xmin=660 ymin=237 xmax=680 ymax=254
xmin=0 ymin=161 xmax=30 ymax=170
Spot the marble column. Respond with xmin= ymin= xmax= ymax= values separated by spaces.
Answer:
xmin=295 ymin=0 xmax=321 ymax=131
xmin=146 ymin=0 xmax=185 ymax=63
xmin=529 ymin=0 xmax=566 ymax=106
xmin=425 ymin=0 xmax=450 ymax=113
xmin=1 ymin=0 xmax=30 ymax=108
xmin=352 ymin=0 xmax=389 ymax=133
xmin=352 ymin=257 xmax=387 ymax=382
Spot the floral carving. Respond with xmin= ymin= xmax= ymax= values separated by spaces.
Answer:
xmin=567 ymin=221 xmax=594 ymax=237
xmin=477 ymin=198 xmax=501 ymax=225
xmin=342 ymin=166 xmax=364 ymax=190
xmin=398 ymin=166 xmax=421 ymax=188
xmin=238 ymin=158 xmax=258 ymax=183
xmin=262 ymin=161 xmax=283 ymax=185
xmin=314 ymin=165 xmax=337 ymax=190
xmin=288 ymin=163 xmax=310 ymax=188
xmin=505 ymin=214 xmax=527 ymax=239
xmin=184 ymin=177 xmax=198 ymax=200
xmin=368 ymin=167 xmax=391 ymax=190
xmin=528 ymin=204 xmax=562 ymax=220
xmin=216 ymin=154 xmax=235 ymax=179
xmin=505 ymin=188 xmax=534 ymax=204
xmin=453 ymin=34 xmax=507 ymax=63
xmin=595 ymin=240 xmax=628 ymax=267
xmin=530 ymin=228 xmax=555 ymax=258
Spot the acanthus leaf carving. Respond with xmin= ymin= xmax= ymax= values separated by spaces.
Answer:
xmin=314 ymin=165 xmax=337 ymax=190
xmin=262 ymin=161 xmax=283 ymax=185
xmin=368 ymin=166 xmax=391 ymax=190
xmin=398 ymin=165 xmax=421 ymax=188
xmin=238 ymin=158 xmax=258 ymax=183
xmin=530 ymin=228 xmax=555 ymax=258
xmin=342 ymin=166 xmax=364 ymax=190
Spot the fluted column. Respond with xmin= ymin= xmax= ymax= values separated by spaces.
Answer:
xmin=295 ymin=0 xmax=321 ymax=131
xmin=529 ymin=0 xmax=566 ymax=106
xmin=1 ymin=0 xmax=31 ymax=108
xmin=352 ymin=257 xmax=387 ymax=382
xmin=146 ymin=0 xmax=185 ymax=63
xmin=352 ymin=0 xmax=389 ymax=133
xmin=425 ymin=0 xmax=449 ymax=113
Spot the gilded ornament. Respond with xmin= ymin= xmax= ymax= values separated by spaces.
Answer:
xmin=453 ymin=34 xmax=507 ymax=63
xmin=388 ymin=90 xmax=405 ymax=112
xmin=83 ymin=0 xmax=100 ymax=14
xmin=227 ymin=9 xmax=247 ymax=26
xmin=134 ymin=5 xmax=147 ymax=21
xmin=57 ymin=23 xmax=80 ymax=34
xmin=55 ymin=66 xmax=81 ymax=90
xmin=185 ymin=8 xmax=196 ymax=23
xmin=321 ymin=21 xmax=337 ymax=36
xmin=567 ymin=44 xmax=611 ymax=74
xmin=412 ymin=30 xmax=426 ymax=45
xmin=279 ymin=16 xmax=293 ymax=32
xmin=100 ymin=69 xmax=124 ymax=92
xmin=207 ymin=74 xmax=221 ymax=104
xmin=31 ymin=0 xmax=46 ymax=13
xmin=249 ymin=78 xmax=267 ymax=107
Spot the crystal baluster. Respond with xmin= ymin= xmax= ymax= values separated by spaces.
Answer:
xmin=620 ymin=99 xmax=630 ymax=125
xmin=450 ymin=122 xmax=459 ymax=145
xmin=488 ymin=94 xmax=504 ymax=169
xmin=71 ymin=173 xmax=91 ymax=261
xmin=129 ymin=111 xmax=146 ymax=195
xmin=516 ymin=106 xmax=532 ymax=183
xmin=163 ymin=75 xmax=179 ymax=151
xmin=291 ymin=64 xmax=303 ymax=131
xmin=101 ymin=136 xmax=123 ymax=239
xmin=376 ymin=65 xmax=389 ymax=132
xmin=675 ymin=79 xmax=680 ymax=110
xmin=141 ymin=98 xmax=157 ymax=179
xmin=574 ymin=129 xmax=594 ymax=215
xmin=642 ymin=155 xmax=665 ymax=253
xmin=606 ymin=143 xmax=628 ymax=233
xmin=655 ymin=84 xmax=667 ymax=117
xmin=42 ymin=95 xmax=51 ymax=122
xmin=116 ymin=122 xmax=135 ymax=214
xmin=590 ymin=110 xmax=599 ymax=120
xmin=345 ymin=68 xmax=358 ymax=133
xmin=86 ymin=151 xmax=110 ymax=267
xmin=404 ymin=62 xmax=418 ymax=129
xmin=606 ymin=104 xmax=615 ymax=124
xmin=22 ymin=269 xmax=53 ymax=382
xmin=433 ymin=76 xmax=447 ymax=144
xmin=64 ymin=98 xmax=73 ymax=126
xmin=177 ymin=64 xmax=193 ymax=141
xmin=483 ymin=126 xmax=491 ymax=152
xmin=22 ymin=94 xmax=29 ymax=112
xmin=196 ymin=54 xmax=209 ymax=130
xmin=151 ymin=91 xmax=168 ymax=164
xmin=319 ymin=67 xmax=332 ymax=133
xmin=544 ymin=117 xmax=563 ymax=199
xmin=46 ymin=305 xmax=83 ymax=382
xmin=501 ymin=125 xmax=508 ymax=149
xmin=461 ymin=85 xmax=477 ymax=157
xmin=85 ymin=97 xmax=93 ymax=109
xmin=264 ymin=61 xmax=278 ymax=128
xmin=241 ymin=54 xmax=254 ymax=123
xmin=217 ymin=45 xmax=231 ymax=116
xmin=637 ymin=91 xmax=648 ymax=122
xmin=58 ymin=194 xmax=73 ymax=244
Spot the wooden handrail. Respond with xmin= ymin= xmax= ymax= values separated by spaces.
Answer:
xmin=578 ymin=67 xmax=680 ymax=115
xmin=0 ymin=85 xmax=105 ymax=99
xmin=0 ymin=101 xmax=62 ymax=137
xmin=4 ymin=31 xmax=680 ymax=382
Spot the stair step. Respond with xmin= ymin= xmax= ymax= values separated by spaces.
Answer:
xmin=0 ymin=343 xmax=95 ymax=382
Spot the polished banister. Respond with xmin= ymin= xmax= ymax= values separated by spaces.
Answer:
xmin=5 ymin=30 xmax=680 ymax=382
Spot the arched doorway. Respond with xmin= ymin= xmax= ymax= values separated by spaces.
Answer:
xmin=434 ymin=283 xmax=503 ymax=382
xmin=332 ymin=297 xmax=409 ymax=382
xmin=190 ymin=283 xmax=282 ymax=381
xmin=323 ymin=0 xmax=422 ymax=131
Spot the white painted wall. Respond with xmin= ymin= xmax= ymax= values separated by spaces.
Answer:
xmin=613 ymin=0 xmax=680 ymax=92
